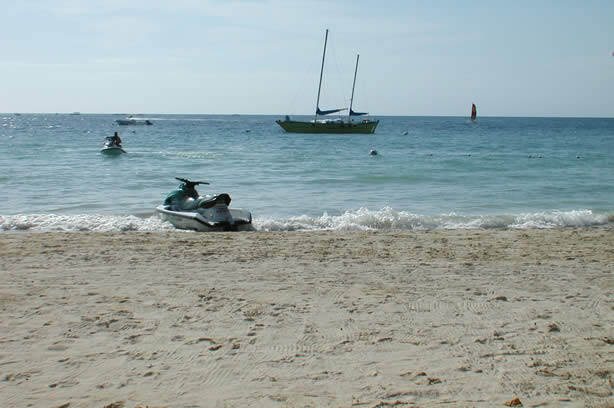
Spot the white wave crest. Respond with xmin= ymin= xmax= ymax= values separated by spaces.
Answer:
xmin=0 ymin=208 xmax=608 ymax=233
xmin=0 ymin=214 xmax=174 ymax=232
xmin=253 ymin=208 xmax=609 ymax=232
xmin=510 ymin=210 xmax=609 ymax=228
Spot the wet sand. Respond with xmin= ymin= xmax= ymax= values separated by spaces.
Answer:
xmin=1 ymin=228 xmax=613 ymax=407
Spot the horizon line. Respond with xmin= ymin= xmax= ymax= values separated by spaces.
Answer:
xmin=3 ymin=112 xmax=614 ymax=119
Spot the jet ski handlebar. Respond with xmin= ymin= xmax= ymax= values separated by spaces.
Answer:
xmin=175 ymin=177 xmax=210 ymax=189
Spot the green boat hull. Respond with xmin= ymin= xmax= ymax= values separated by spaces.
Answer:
xmin=276 ymin=119 xmax=378 ymax=134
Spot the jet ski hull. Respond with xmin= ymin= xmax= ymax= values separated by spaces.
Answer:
xmin=100 ymin=146 xmax=126 ymax=155
xmin=156 ymin=205 xmax=252 ymax=232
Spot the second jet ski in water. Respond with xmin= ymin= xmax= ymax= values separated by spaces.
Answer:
xmin=156 ymin=178 xmax=252 ymax=232
xmin=101 ymin=132 xmax=126 ymax=155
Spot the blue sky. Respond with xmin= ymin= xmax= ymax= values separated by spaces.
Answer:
xmin=1 ymin=0 xmax=613 ymax=116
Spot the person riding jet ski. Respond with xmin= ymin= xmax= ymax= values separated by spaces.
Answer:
xmin=104 ymin=131 xmax=122 ymax=147
xmin=111 ymin=132 xmax=122 ymax=146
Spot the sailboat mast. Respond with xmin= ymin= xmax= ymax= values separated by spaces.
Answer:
xmin=349 ymin=54 xmax=359 ymax=122
xmin=315 ymin=29 xmax=329 ymax=123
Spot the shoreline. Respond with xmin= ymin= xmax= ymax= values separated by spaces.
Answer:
xmin=1 ymin=228 xmax=613 ymax=407
xmin=1 ymin=208 xmax=611 ymax=233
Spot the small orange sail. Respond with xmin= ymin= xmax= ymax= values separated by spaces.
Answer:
xmin=471 ymin=103 xmax=477 ymax=121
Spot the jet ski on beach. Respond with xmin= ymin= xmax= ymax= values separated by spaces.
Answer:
xmin=156 ymin=178 xmax=252 ymax=232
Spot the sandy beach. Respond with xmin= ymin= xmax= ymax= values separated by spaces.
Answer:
xmin=1 ymin=228 xmax=613 ymax=408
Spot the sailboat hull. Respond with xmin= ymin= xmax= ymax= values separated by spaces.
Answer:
xmin=276 ymin=119 xmax=378 ymax=134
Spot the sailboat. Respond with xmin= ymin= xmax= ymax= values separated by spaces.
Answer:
xmin=276 ymin=30 xmax=379 ymax=134
xmin=471 ymin=103 xmax=477 ymax=121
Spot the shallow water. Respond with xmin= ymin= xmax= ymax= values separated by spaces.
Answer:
xmin=1 ymin=113 xmax=612 ymax=231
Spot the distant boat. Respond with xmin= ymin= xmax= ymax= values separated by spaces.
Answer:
xmin=116 ymin=116 xmax=153 ymax=126
xmin=471 ymin=104 xmax=477 ymax=121
xmin=276 ymin=29 xmax=378 ymax=134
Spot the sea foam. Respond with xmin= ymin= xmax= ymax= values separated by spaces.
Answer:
xmin=254 ymin=208 xmax=609 ymax=231
xmin=0 ymin=209 xmax=608 ymax=233
xmin=0 ymin=214 xmax=174 ymax=232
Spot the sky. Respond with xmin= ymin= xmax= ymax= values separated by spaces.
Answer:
xmin=1 ymin=0 xmax=614 ymax=117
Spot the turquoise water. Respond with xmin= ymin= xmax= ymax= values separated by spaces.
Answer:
xmin=1 ymin=113 xmax=612 ymax=231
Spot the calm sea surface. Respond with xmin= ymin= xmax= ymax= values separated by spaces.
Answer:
xmin=1 ymin=113 xmax=612 ymax=232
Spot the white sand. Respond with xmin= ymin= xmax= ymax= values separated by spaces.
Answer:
xmin=1 ymin=228 xmax=613 ymax=407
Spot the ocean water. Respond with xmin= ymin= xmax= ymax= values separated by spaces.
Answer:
xmin=1 ymin=113 xmax=612 ymax=232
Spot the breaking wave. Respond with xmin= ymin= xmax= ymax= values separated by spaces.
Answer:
xmin=255 ymin=208 xmax=609 ymax=231
xmin=2 ymin=208 xmax=604 ymax=233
